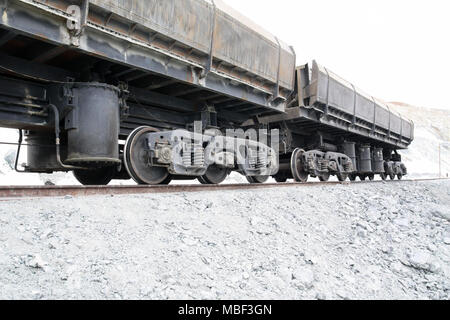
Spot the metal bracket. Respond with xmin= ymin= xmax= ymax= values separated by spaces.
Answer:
xmin=272 ymin=36 xmax=282 ymax=99
xmin=47 ymin=104 xmax=89 ymax=170
xmin=0 ymin=0 xmax=7 ymax=12
xmin=371 ymin=96 xmax=376 ymax=134
xmin=324 ymin=67 xmax=330 ymax=117
xmin=295 ymin=64 xmax=309 ymax=107
xmin=350 ymin=83 xmax=357 ymax=126
xmin=78 ymin=0 xmax=90 ymax=35
xmin=14 ymin=129 xmax=26 ymax=173
xmin=67 ymin=0 xmax=89 ymax=46
xmin=385 ymin=103 xmax=391 ymax=139
xmin=201 ymin=0 xmax=217 ymax=79
xmin=65 ymin=107 xmax=78 ymax=130
xmin=290 ymin=46 xmax=297 ymax=93
xmin=118 ymin=82 xmax=130 ymax=120
xmin=201 ymin=105 xmax=218 ymax=128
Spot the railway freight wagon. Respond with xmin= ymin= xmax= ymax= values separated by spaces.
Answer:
xmin=0 ymin=0 xmax=413 ymax=185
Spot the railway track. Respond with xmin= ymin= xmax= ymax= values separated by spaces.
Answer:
xmin=0 ymin=178 xmax=446 ymax=200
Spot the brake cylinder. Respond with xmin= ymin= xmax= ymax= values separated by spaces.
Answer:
xmin=342 ymin=142 xmax=357 ymax=171
xmin=358 ymin=144 xmax=372 ymax=173
xmin=65 ymin=83 xmax=121 ymax=167
xmin=372 ymin=147 xmax=384 ymax=173
xmin=25 ymin=131 xmax=67 ymax=173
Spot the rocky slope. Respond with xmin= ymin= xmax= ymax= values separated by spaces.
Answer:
xmin=388 ymin=102 xmax=449 ymax=178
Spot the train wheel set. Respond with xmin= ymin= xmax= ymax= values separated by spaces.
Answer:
xmin=62 ymin=126 xmax=407 ymax=186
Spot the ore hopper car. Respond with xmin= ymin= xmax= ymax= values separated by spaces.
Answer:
xmin=256 ymin=61 xmax=414 ymax=182
xmin=0 ymin=0 xmax=413 ymax=185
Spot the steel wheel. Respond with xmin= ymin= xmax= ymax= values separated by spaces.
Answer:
xmin=290 ymin=149 xmax=309 ymax=183
xmin=274 ymin=174 xmax=288 ymax=183
xmin=160 ymin=175 xmax=173 ymax=185
xmin=349 ymin=174 xmax=356 ymax=181
xmin=246 ymin=175 xmax=269 ymax=184
xmin=359 ymin=175 xmax=366 ymax=181
xmin=337 ymin=172 xmax=349 ymax=182
xmin=380 ymin=173 xmax=387 ymax=181
xmin=319 ymin=172 xmax=330 ymax=182
xmin=368 ymin=174 xmax=375 ymax=181
xmin=124 ymin=126 xmax=170 ymax=185
xmin=397 ymin=174 xmax=403 ymax=180
xmin=386 ymin=163 xmax=395 ymax=180
xmin=198 ymin=165 xmax=230 ymax=185
xmin=73 ymin=167 xmax=115 ymax=186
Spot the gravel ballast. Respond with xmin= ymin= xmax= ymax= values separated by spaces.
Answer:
xmin=0 ymin=180 xmax=449 ymax=299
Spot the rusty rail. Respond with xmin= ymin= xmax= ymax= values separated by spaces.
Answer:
xmin=0 ymin=178 xmax=447 ymax=200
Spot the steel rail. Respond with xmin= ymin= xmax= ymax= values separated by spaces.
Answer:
xmin=0 ymin=178 xmax=447 ymax=201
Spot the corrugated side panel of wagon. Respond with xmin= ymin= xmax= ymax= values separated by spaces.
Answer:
xmin=89 ymin=0 xmax=295 ymax=91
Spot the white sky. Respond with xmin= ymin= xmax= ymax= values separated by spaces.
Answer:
xmin=224 ymin=0 xmax=450 ymax=110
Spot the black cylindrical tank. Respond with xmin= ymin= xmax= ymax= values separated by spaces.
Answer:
xmin=65 ymin=83 xmax=121 ymax=167
xmin=342 ymin=142 xmax=357 ymax=171
xmin=358 ymin=145 xmax=372 ymax=173
xmin=372 ymin=147 xmax=384 ymax=173
xmin=25 ymin=131 xmax=67 ymax=173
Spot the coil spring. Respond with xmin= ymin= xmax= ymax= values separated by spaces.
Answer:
xmin=193 ymin=144 xmax=204 ymax=167
xmin=248 ymin=157 xmax=257 ymax=169
xmin=344 ymin=161 xmax=352 ymax=172
xmin=256 ymin=149 xmax=268 ymax=169
xmin=248 ymin=148 xmax=257 ymax=169
xmin=182 ymin=143 xmax=204 ymax=167
xmin=319 ymin=160 xmax=328 ymax=171
xmin=182 ymin=143 xmax=192 ymax=167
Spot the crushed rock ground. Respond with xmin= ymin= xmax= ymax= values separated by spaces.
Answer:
xmin=0 ymin=180 xmax=449 ymax=300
